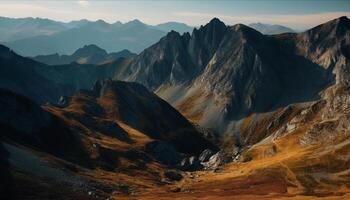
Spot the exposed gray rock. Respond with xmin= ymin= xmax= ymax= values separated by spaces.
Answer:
xmin=180 ymin=156 xmax=202 ymax=171
xmin=205 ymin=152 xmax=225 ymax=169
xmin=112 ymin=17 xmax=337 ymax=135
xmin=57 ymin=95 xmax=69 ymax=107
xmin=202 ymin=150 xmax=233 ymax=170
xmin=199 ymin=149 xmax=215 ymax=162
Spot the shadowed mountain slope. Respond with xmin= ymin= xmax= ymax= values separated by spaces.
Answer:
xmin=0 ymin=45 xmax=72 ymax=103
xmin=68 ymin=79 xmax=216 ymax=154
xmin=0 ymin=79 xmax=216 ymax=199
xmin=0 ymin=44 xmax=127 ymax=103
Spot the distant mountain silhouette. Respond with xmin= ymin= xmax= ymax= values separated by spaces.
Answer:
xmin=0 ymin=17 xmax=67 ymax=42
xmin=249 ymin=23 xmax=294 ymax=34
xmin=33 ymin=44 xmax=136 ymax=65
xmin=0 ymin=17 xmax=193 ymax=56
xmin=155 ymin=22 xmax=194 ymax=34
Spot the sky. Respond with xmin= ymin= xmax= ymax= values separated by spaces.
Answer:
xmin=0 ymin=0 xmax=349 ymax=29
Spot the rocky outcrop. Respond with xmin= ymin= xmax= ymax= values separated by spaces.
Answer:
xmin=180 ymin=156 xmax=202 ymax=171
xmin=202 ymin=147 xmax=241 ymax=170
xmin=198 ymin=149 xmax=214 ymax=162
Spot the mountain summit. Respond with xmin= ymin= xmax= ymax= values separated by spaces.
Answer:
xmin=112 ymin=17 xmax=344 ymax=134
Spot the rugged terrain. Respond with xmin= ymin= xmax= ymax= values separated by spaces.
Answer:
xmin=113 ymin=17 xmax=344 ymax=135
xmin=0 ymin=16 xmax=350 ymax=199
xmin=0 ymin=80 xmax=215 ymax=199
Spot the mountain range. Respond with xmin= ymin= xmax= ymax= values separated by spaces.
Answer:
xmin=1 ymin=16 xmax=350 ymax=199
xmin=1 ymin=16 xmax=349 ymax=134
xmin=0 ymin=17 xmax=194 ymax=56
xmin=32 ymin=44 xmax=136 ymax=65
xmin=113 ymin=17 xmax=337 ymax=135
xmin=0 ymin=16 xmax=296 ymax=57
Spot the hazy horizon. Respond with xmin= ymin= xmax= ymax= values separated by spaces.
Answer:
xmin=0 ymin=0 xmax=349 ymax=29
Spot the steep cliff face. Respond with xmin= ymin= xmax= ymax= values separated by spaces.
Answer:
xmin=275 ymin=16 xmax=350 ymax=86
xmin=112 ymin=17 xmax=350 ymax=135
xmin=115 ymin=18 xmax=228 ymax=90
xmin=187 ymin=24 xmax=328 ymax=131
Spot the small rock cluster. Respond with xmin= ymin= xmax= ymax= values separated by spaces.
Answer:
xmin=179 ymin=147 xmax=241 ymax=171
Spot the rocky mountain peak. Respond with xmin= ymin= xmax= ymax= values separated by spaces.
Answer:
xmin=198 ymin=17 xmax=227 ymax=37
xmin=306 ymin=15 xmax=350 ymax=38
xmin=72 ymin=44 xmax=108 ymax=57
xmin=125 ymin=19 xmax=146 ymax=27
xmin=166 ymin=30 xmax=182 ymax=39
xmin=207 ymin=17 xmax=225 ymax=27
xmin=334 ymin=16 xmax=350 ymax=34
xmin=335 ymin=16 xmax=350 ymax=26
xmin=95 ymin=19 xmax=108 ymax=25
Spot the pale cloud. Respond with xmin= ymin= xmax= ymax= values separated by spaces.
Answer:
xmin=0 ymin=4 xmax=75 ymax=17
xmin=77 ymin=0 xmax=90 ymax=7
xmin=0 ymin=3 xmax=118 ymax=22
xmin=174 ymin=11 xmax=350 ymax=29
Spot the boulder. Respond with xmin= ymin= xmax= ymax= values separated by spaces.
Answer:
xmin=180 ymin=156 xmax=202 ymax=171
xmin=57 ymin=95 xmax=69 ymax=107
xmin=202 ymin=151 xmax=232 ymax=170
xmin=199 ymin=149 xmax=214 ymax=162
